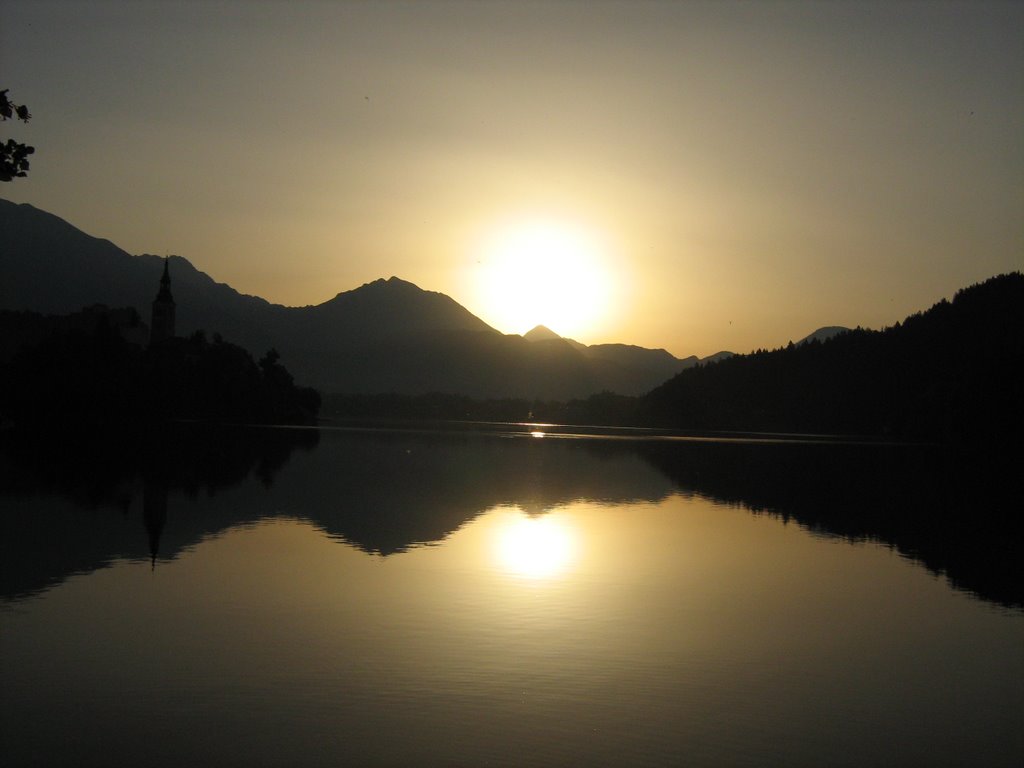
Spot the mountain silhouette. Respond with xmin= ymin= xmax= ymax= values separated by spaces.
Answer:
xmin=795 ymin=326 xmax=849 ymax=345
xmin=1 ymin=199 xmax=709 ymax=399
xmin=524 ymin=323 xmax=737 ymax=389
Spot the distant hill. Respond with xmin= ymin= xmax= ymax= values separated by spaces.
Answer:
xmin=0 ymin=199 xmax=701 ymax=399
xmin=695 ymin=350 xmax=734 ymax=365
xmin=796 ymin=326 xmax=849 ymax=345
xmin=642 ymin=273 xmax=1024 ymax=443
xmin=520 ymin=322 xmax=731 ymax=395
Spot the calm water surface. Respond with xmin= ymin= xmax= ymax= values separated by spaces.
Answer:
xmin=1 ymin=425 xmax=1022 ymax=767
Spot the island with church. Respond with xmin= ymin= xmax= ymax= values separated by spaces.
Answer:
xmin=0 ymin=258 xmax=321 ymax=427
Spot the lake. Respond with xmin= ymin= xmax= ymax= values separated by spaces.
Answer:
xmin=1 ymin=423 xmax=1022 ymax=767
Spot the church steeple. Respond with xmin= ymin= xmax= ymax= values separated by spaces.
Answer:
xmin=149 ymin=257 xmax=176 ymax=345
xmin=157 ymin=257 xmax=173 ymax=300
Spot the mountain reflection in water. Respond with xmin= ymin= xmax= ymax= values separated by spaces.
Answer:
xmin=1 ymin=422 xmax=1019 ymax=608
xmin=2 ymin=423 xmax=1022 ymax=768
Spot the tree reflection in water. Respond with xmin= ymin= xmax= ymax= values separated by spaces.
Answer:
xmin=1 ymin=423 xmax=1020 ymax=608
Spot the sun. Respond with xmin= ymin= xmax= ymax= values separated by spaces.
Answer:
xmin=471 ymin=219 xmax=614 ymax=340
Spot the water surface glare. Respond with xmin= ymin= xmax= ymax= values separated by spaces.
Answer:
xmin=1 ymin=426 xmax=1021 ymax=767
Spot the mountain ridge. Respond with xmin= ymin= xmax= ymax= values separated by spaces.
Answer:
xmin=1 ymin=199 xmax=714 ymax=398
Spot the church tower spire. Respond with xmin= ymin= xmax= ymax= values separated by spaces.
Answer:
xmin=150 ymin=257 xmax=176 ymax=345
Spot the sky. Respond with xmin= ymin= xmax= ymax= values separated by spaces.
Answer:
xmin=2 ymin=0 xmax=1021 ymax=357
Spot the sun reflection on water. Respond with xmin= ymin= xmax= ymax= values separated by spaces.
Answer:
xmin=492 ymin=508 xmax=578 ymax=580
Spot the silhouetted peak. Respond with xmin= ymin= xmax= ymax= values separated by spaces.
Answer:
xmin=313 ymin=275 xmax=498 ymax=340
xmin=371 ymin=275 xmax=417 ymax=290
xmin=369 ymin=275 xmax=418 ymax=289
xmin=329 ymin=276 xmax=457 ymax=306
xmin=330 ymin=276 xmax=424 ymax=300
xmin=524 ymin=325 xmax=562 ymax=342
xmin=701 ymin=351 xmax=735 ymax=364
xmin=796 ymin=326 xmax=849 ymax=346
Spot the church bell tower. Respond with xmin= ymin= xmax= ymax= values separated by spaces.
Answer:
xmin=150 ymin=257 xmax=176 ymax=345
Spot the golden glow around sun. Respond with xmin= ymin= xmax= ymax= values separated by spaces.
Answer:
xmin=472 ymin=219 xmax=614 ymax=341
xmin=493 ymin=510 xmax=578 ymax=581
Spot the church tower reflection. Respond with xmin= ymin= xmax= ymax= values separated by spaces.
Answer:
xmin=143 ymin=481 xmax=168 ymax=570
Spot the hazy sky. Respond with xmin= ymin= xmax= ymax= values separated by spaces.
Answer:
xmin=2 ymin=0 xmax=1021 ymax=356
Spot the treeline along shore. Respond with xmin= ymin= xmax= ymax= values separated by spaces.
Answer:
xmin=325 ymin=273 xmax=1023 ymax=447
xmin=0 ymin=307 xmax=320 ymax=427
xmin=1 ymin=273 xmax=1020 ymax=444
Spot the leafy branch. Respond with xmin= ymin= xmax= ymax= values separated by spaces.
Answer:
xmin=1 ymin=89 xmax=35 ymax=182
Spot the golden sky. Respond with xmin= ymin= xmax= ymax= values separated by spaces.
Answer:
xmin=2 ymin=1 xmax=1021 ymax=356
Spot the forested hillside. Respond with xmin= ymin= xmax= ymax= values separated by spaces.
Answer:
xmin=641 ymin=273 xmax=1023 ymax=443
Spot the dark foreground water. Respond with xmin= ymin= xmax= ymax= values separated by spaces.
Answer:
xmin=1 ymin=424 xmax=1022 ymax=767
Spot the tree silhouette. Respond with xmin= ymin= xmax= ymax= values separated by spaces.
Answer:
xmin=1 ymin=89 xmax=34 ymax=182
xmin=0 ymin=310 xmax=321 ymax=426
xmin=640 ymin=273 xmax=1024 ymax=443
